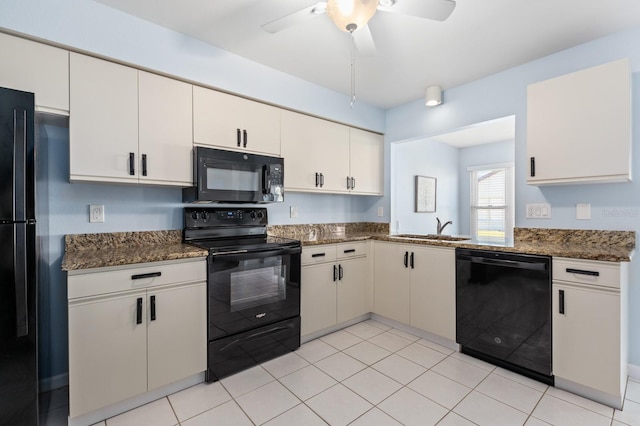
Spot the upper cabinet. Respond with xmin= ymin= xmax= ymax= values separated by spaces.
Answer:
xmin=349 ymin=128 xmax=383 ymax=195
xmin=138 ymin=71 xmax=193 ymax=186
xmin=281 ymin=111 xmax=383 ymax=195
xmin=527 ymin=58 xmax=631 ymax=185
xmin=69 ymin=53 xmax=192 ymax=186
xmin=0 ymin=32 xmax=69 ymax=114
xmin=281 ymin=110 xmax=350 ymax=193
xmin=193 ymin=86 xmax=281 ymax=157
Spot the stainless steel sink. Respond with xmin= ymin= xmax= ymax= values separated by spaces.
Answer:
xmin=393 ymin=234 xmax=471 ymax=242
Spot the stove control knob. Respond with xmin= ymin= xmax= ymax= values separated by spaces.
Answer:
xmin=201 ymin=211 xmax=209 ymax=220
xmin=191 ymin=211 xmax=199 ymax=221
xmin=250 ymin=211 xmax=257 ymax=220
xmin=257 ymin=211 xmax=264 ymax=219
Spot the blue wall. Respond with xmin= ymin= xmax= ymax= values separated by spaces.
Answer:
xmin=383 ymin=27 xmax=640 ymax=365
xmin=0 ymin=0 xmax=385 ymax=384
xmin=391 ymin=139 xmax=459 ymax=235
xmin=4 ymin=0 xmax=640 ymax=381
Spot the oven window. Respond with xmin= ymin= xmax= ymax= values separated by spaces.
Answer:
xmin=207 ymin=167 xmax=259 ymax=191
xmin=230 ymin=257 xmax=286 ymax=311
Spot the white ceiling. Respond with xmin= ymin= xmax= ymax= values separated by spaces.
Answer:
xmin=430 ymin=115 xmax=515 ymax=148
xmin=94 ymin=0 xmax=640 ymax=109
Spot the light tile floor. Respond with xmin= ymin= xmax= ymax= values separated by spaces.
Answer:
xmin=40 ymin=320 xmax=640 ymax=426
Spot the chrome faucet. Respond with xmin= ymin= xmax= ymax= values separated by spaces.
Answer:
xmin=436 ymin=217 xmax=452 ymax=235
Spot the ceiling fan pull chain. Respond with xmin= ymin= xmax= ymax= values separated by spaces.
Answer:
xmin=350 ymin=32 xmax=356 ymax=108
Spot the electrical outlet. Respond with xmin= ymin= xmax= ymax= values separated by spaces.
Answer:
xmin=89 ymin=204 xmax=105 ymax=223
xmin=526 ymin=203 xmax=551 ymax=219
xmin=576 ymin=203 xmax=591 ymax=220
xmin=289 ymin=206 xmax=298 ymax=218
xmin=377 ymin=206 xmax=384 ymax=217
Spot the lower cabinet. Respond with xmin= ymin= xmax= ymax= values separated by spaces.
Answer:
xmin=301 ymin=243 xmax=369 ymax=337
xmin=552 ymin=258 xmax=627 ymax=408
xmin=373 ymin=242 xmax=455 ymax=341
xmin=67 ymin=259 xmax=207 ymax=418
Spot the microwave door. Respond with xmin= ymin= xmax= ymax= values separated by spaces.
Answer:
xmin=203 ymin=160 xmax=261 ymax=203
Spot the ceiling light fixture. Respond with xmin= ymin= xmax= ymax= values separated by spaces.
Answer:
xmin=425 ymin=85 xmax=443 ymax=107
xmin=377 ymin=0 xmax=396 ymax=8
xmin=326 ymin=0 xmax=378 ymax=33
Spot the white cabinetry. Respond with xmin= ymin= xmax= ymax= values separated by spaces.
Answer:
xmin=138 ymin=71 xmax=193 ymax=186
xmin=301 ymin=242 xmax=369 ymax=337
xmin=281 ymin=111 xmax=383 ymax=195
xmin=0 ymin=33 xmax=69 ymax=114
xmin=70 ymin=53 xmax=192 ymax=185
xmin=373 ymin=242 xmax=455 ymax=341
xmin=409 ymin=246 xmax=456 ymax=341
xmin=281 ymin=110 xmax=350 ymax=193
xmin=68 ymin=259 xmax=207 ymax=418
xmin=349 ymin=128 xmax=383 ymax=195
xmin=193 ymin=86 xmax=281 ymax=156
xmin=527 ymin=58 xmax=631 ymax=185
xmin=552 ymin=258 xmax=628 ymax=409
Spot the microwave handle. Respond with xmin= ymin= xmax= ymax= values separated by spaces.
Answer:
xmin=262 ymin=165 xmax=270 ymax=194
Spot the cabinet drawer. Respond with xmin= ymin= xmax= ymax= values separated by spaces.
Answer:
xmin=301 ymin=245 xmax=337 ymax=265
xmin=553 ymin=258 xmax=620 ymax=289
xmin=68 ymin=259 xmax=206 ymax=299
xmin=336 ymin=242 xmax=368 ymax=259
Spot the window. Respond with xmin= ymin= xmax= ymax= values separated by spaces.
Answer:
xmin=469 ymin=164 xmax=514 ymax=244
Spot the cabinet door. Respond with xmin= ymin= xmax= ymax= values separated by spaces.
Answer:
xmin=410 ymin=247 xmax=456 ymax=341
xmin=373 ymin=243 xmax=411 ymax=324
xmin=527 ymin=58 xmax=631 ymax=185
xmin=337 ymin=257 xmax=368 ymax=323
xmin=281 ymin=111 xmax=350 ymax=193
xmin=0 ymin=33 xmax=69 ymax=113
xmin=70 ymin=53 xmax=139 ymax=183
xmin=138 ymin=72 xmax=193 ymax=186
xmin=349 ymin=128 xmax=383 ymax=195
xmin=552 ymin=283 xmax=621 ymax=396
xmin=68 ymin=292 xmax=147 ymax=417
xmin=193 ymin=86 xmax=281 ymax=156
xmin=147 ymin=282 xmax=207 ymax=390
xmin=301 ymin=263 xmax=337 ymax=336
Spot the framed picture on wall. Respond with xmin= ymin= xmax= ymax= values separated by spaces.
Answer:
xmin=415 ymin=176 xmax=437 ymax=212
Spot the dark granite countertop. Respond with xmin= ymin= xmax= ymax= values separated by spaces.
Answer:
xmin=62 ymin=230 xmax=208 ymax=271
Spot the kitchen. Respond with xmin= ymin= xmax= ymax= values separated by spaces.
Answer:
xmin=1 ymin=0 xmax=640 ymax=425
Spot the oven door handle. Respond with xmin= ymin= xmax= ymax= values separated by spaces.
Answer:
xmin=210 ymin=246 xmax=301 ymax=258
xmin=219 ymin=325 xmax=291 ymax=352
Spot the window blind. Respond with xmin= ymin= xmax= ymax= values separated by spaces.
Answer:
xmin=470 ymin=165 xmax=514 ymax=244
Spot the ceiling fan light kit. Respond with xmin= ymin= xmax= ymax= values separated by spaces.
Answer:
xmin=327 ymin=0 xmax=379 ymax=32
xmin=425 ymin=85 xmax=443 ymax=106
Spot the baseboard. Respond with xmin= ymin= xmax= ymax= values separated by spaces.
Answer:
xmin=40 ymin=373 xmax=69 ymax=393
xmin=301 ymin=314 xmax=371 ymax=344
xmin=370 ymin=313 xmax=459 ymax=352
xmin=628 ymin=363 xmax=640 ymax=381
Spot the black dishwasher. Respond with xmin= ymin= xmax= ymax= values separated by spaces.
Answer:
xmin=456 ymin=248 xmax=553 ymax=384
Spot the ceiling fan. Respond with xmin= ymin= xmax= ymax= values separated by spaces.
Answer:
xmin=262 ymin=0 xmax=457 ymax=57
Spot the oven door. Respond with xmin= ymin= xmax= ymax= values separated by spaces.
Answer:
xmin=208 ymin=246 xmax=301 ymax=340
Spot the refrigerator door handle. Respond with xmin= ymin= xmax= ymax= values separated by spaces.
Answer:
xmin=14 ymin=224 xmax=28 ymax=337
xmin=13 ymin=108 xmax=27 ymax=221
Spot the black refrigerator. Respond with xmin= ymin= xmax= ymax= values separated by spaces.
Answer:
xmin=0 ymin=87 xmax=38 ymax=425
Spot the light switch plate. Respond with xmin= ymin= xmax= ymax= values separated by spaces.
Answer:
xmin=89 ymin=204 xmax=105 ymax=223
xmin=377 ymin=206 xmax=384 ymax=217
xmin=289 ymin=206 xmax=298 ymax=218
xmin=526 ymin=203 xmax=551 ymax=218
xmin=576 ymin=203 xmax=591 ymax=220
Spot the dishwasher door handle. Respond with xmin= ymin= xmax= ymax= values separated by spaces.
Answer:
xmin=467 ymin=256 xmax=547 ymax=271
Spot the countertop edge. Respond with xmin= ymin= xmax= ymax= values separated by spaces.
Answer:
xmin=300 ymin=235 xmax=633 ymax=262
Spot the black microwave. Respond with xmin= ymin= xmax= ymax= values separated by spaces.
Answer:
xmin=183 ymin=147 xmax=284 ymax=203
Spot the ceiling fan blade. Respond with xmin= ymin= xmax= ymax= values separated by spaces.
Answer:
xmin=378 ymin=0 xmax=456 ymax=22
xmin=352 ymin=25 xmax=377 ymax=57
xmin=261 ymin=2 xmax=327 ymax=33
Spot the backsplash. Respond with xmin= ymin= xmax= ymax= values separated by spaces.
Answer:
xmin=268 ymin=222 xmax=389 ymax=240
xmin=515 ymin=227 xmax=636 ymax=248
